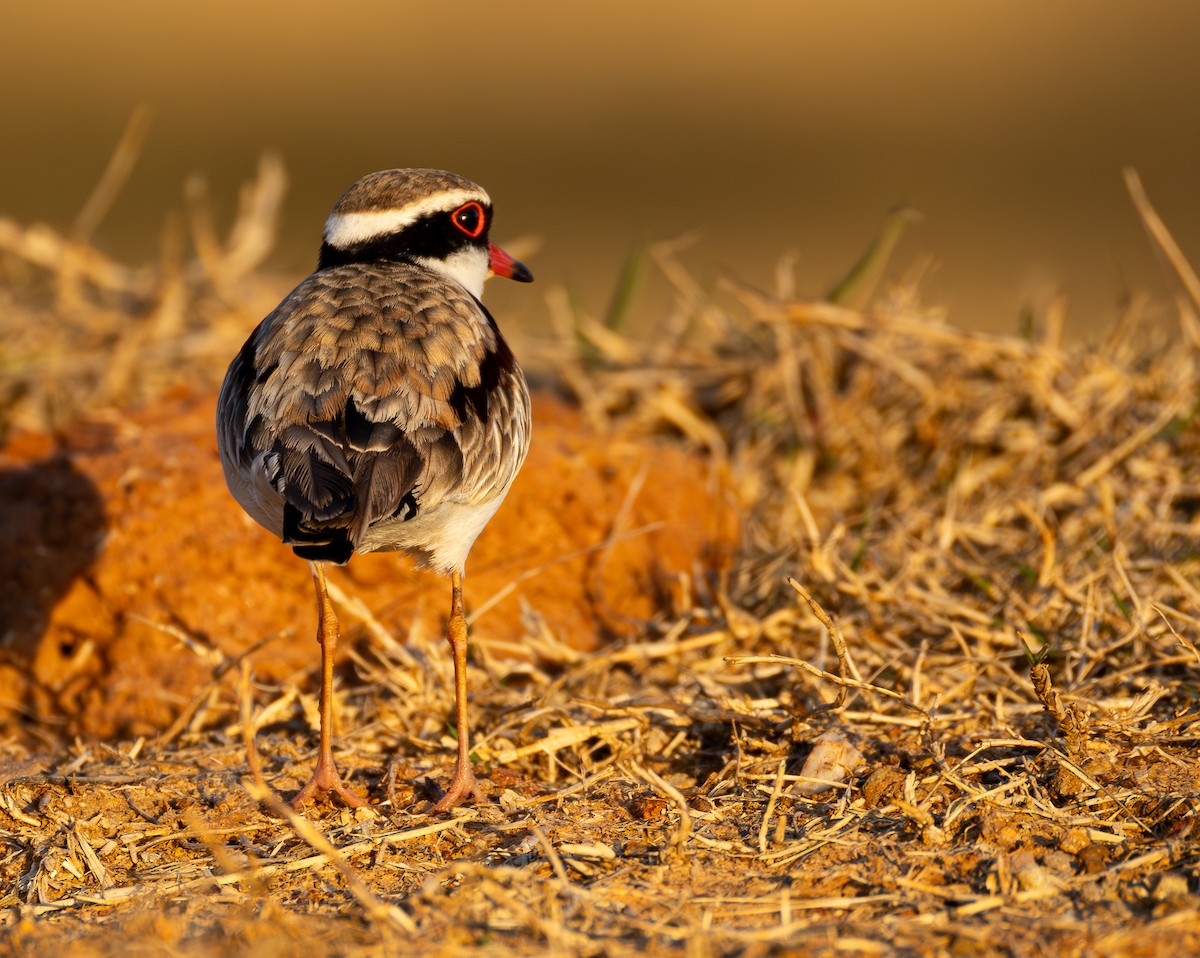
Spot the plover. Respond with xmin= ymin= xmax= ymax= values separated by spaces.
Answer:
xmin=216 ymin=169 xmax=532 ymax=812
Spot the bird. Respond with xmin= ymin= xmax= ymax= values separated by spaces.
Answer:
xmin=216 ymin=168 xmax=532 ymax=812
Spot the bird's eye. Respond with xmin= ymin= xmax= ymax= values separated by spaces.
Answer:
xmin=451 ymin=202 xmax=486 ymax=238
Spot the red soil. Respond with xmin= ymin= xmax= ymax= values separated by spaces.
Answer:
xmin=0 ymin=390 xmax=736 ymax=738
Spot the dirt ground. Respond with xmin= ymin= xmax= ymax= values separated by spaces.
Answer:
xmin=0 ymin=388 xmax=735 ymax=740
xmin=4 ymin=174 xmax=1200 ymax=956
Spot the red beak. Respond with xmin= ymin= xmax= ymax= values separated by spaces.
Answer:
xmin=488 ymin=241 xmax=533 ymax=283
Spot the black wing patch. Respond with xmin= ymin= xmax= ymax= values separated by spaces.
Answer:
xmin=448 ymin=304 xmax=516 ymax=424
xmin=271 ymin=396 xmax=426 ymax=564
xmin=222 ymin=338 xmax=260 ymax=469
xmin=284 ymin=504 xmax=354 ymax=564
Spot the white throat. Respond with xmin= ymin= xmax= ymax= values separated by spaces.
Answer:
xmin=414 ymin=246 xmax=489 ymax=299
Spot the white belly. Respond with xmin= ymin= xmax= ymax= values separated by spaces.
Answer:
xmin=356 ymin=492 xmax=510 ymax=574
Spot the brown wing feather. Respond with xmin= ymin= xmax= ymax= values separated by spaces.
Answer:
xmin=218 ymin=261 xmax=525 ymax=562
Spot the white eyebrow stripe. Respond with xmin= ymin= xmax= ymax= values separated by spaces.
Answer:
xmin=323 ymin=188 xmax=491 ymax=248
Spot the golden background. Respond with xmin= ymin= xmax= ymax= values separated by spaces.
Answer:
xmin=4 ymin=0 xmax=1198 ymax=331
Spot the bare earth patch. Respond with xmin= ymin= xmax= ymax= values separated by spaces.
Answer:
xmin=2 ymin=165 xmax=1200 ymax=955
xmin=0 ymin=388 xmax=733 ymax=739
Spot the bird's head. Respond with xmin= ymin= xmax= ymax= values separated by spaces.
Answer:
xmin=318 ymin=168 xmax=532 ymax=297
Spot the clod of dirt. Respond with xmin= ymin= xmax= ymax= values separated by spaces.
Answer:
xmin=0 ymin=389 xmax=736 ymax=739
xmin=794 ymin=730 xmax=863 ymax=796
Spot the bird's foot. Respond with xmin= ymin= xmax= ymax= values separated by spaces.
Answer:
xmin=290 ymin=752 xmax=369 ymax=809
xmin=430 ymin=763 xmax=487 ymax=814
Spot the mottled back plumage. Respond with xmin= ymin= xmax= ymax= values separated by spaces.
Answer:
xmin=216 ymin=170 xmax=531 ymax=573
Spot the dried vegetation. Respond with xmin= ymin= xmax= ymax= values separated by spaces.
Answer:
xmin=2 ymin=149 xmax=1200 ymax=955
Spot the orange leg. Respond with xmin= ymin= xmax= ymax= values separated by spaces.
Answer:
xmin=291 ymin=561 xmax=368 ymax=809
xmin=431 ymin=570 xmax=486 ymax=813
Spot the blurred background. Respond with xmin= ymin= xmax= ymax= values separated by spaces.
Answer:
xmin=3 ymin=0 xmax=1199 ymax=334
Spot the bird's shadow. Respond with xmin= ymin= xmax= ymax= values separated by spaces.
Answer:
xmin=0 ymin=452 xmax=106 ymax=730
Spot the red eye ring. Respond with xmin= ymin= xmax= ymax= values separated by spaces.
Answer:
xmin=451 ymin=201 xmax=486 ymax=238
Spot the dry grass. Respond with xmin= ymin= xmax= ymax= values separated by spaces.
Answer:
xmin=0 ymin=113 xmax=287 ymax=437
xmin=3 ymin=153 xmax=1200 ymax=956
